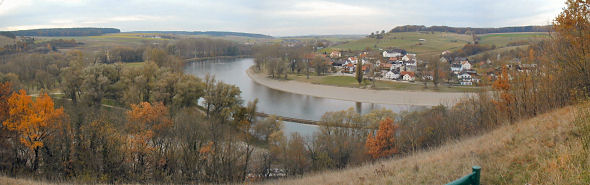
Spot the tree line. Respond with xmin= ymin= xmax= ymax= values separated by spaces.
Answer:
xmin=11 ymin=28 xmax=120 ymax=37
xmin=390 ymin=25 xmax=551 ymax=34
xmin=171 ymin=38 xmax=250 ymax=59
xmin=253 ymin=44 xmax=332 ymax=79
xmin=0 ymin=38 xmax=79 ymax=55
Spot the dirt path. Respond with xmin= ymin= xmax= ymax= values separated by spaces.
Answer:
xmin=247 ymin=69 xmax=473 ymax=106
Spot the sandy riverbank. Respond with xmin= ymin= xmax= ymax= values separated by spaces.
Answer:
xmin=247 ymin=69 xmax=474 ymax=106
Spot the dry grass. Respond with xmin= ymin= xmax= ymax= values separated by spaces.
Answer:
xmin=262 ymin=105 xmax=588 ymax=185
xmin=0 ymin=176 xmax=55 ymax=185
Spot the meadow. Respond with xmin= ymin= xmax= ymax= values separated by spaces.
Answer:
xmin=327 ymin=31 xmax=550 ymax=58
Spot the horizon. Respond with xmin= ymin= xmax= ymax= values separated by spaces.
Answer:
xmin=3 ymin=24 xmax=553 ymax=38
xmin=0 ymin=0 xmax=564 ymax=37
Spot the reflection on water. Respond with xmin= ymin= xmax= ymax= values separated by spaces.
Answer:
xmin=184 ymin=58 xmax=424 ymax=136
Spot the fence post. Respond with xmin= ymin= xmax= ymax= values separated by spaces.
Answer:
xmin=472 ymin=166 xmax=481 ymax=185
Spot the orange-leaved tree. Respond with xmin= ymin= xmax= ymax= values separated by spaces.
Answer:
xmin=553 ymin=0 xmax=590 ymax=94
xmin=365 ymin=118 xmax=398 ymax=159
xmin=126 ymin=102 xmax=172 ymax=177
xmin=2 ymin=90 xmax=64 ymax=170
xmin=492 ymin=66 xmax=514 ymax=122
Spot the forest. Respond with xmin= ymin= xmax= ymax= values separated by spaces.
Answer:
xmin=11 ymin=28 xmax=120 ymax=37
xmin=0 ymin=0 xmax=589 ymax=184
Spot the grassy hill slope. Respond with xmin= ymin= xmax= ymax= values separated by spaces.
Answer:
xmin=263 ymin=105 xmax=588 ymax=185
xmin=327 ymin=32 xmax=549 ymax=58
xmin=478 ymin=32 xmax=549 ymax=46
xmin=327 ymin=32 xmax=472 ymax=56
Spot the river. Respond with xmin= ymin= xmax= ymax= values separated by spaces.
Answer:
xmin=184 ymin=58 xmax=423 ymax=137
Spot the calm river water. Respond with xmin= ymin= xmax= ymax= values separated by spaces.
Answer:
xmin=184 ymin=58 xmax=423 ymax=137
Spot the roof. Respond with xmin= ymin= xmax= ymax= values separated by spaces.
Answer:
xmin=385 ymin=48 xmax=407 ymax=54
xmin=401 ymin=71 xmax=415 ymax=77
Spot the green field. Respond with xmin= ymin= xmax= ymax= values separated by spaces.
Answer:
xmin=478 ymin=32 xmax=549 ymax=47
xmin=327 ymin=32 xmax=473 ymax=56
xmin=328 ymin=32 xmax=550 ymax=58
xmin=122 ymin=61 xmax=146 ymax=67
xmin=289 ymin=74 xmax=480 ymax=92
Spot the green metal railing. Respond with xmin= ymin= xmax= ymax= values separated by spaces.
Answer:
xmin=446 ymin=166 xmax=481 ymax=185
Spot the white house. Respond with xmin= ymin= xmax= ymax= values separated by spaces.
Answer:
xmin=390 ymin=61 xmax=403 ymax=71
xmin=461 ymin=60 xmax=472 ymax=70
xmin=384 ymin=71 xmax=400 ymax=80
xmin=458 ymin=73 xmax=473 ymax=86
xmin=402 ymin=54 xmax=416 ymax=62
xmin=458 ymin=73 xmax=472 ymax=80
xmin=401 ymin=72 xmax=415 ymax=81
xmin=330 ymin=51 xmax=341 ymax=58
xmin=451 ymin=64 xmax=462 ymax=74
xmin=383 ymin=51 xmax=403 ymax=58
xmin=347 ymin=57 xmax=358 ymax=64
xmin=403 ymin=74 xmax=415 ymax=81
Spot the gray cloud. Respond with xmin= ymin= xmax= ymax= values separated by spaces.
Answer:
xmin=0 ymin=0 xmax=565 ymax=36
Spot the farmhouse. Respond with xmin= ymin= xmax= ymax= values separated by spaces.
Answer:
xmin=458 ymin=73 xmax=473 ymax=86
xmin=461 ymin=60 xmax=472 ymax=70
xmin=384 ymin=71 xmax=400 ymax=80
xmin=401 ymin=71 xmax=415 ymax=81
xmin=330 ymin=51 xmax=341 ymax=58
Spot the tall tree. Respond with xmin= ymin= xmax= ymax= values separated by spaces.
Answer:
xmin=2 ymin=90 xmax=65 ymax=171
xmin=553 ymin=0 xmax=590 ymax=94
xmin=365 ymin=118 xmax=398 ymax=159
xmin=61 ymin=51 xmax=85 ymax=104
xmin=492 ymin=66 xmax=514 ymax=122
xmin=356 ymin=59 xmax=363 ymax=85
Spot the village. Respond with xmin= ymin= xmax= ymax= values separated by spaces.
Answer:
xmin=321 ymin=47 xmax=536 ymax=87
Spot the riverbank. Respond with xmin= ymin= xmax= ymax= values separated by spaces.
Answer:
xmin=184 ymin=55 xmax=251 ymax=62
xmin=290 ymin=74 xmax=481 ymax=93
xmin=247 ymin=69 xmax=473 ymax=106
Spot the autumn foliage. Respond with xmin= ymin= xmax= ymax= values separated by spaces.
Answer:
xmin=365 ymin=118 xmax=398 ymax=159
xmin=127 ymin=101 xmax=172 ymax=134
xmin=2 ymin=90 xmax=64 ymax=150
xmin=492 ymin=66 xmax=515 ymax=121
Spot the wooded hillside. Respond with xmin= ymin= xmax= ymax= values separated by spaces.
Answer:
xmin=11 ymin=28 xmax=120 ymax=37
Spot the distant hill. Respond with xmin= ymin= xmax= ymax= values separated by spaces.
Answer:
xmin=0 ymin=31 xmax=16 ymax=39
xmin=390 ymin=25 xmax=551 ymax=34
xmin=10 ymin=28 xmax=120 ymax=37
xmin=131 ymin=31 xmax=273 ymax=38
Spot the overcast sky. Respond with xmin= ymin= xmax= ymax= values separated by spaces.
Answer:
xmin=0 ymin=0 xmax=565 ymax=36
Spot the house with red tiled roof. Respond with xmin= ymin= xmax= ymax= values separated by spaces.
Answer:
xmin=401 ymin=71 xmax=415 ymax=81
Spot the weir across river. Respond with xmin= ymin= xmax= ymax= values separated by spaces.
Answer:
xmin=255 ymin=112 xmax=369 ymax=129
xmin=255 ymin=112 xmax=319 ymax=125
